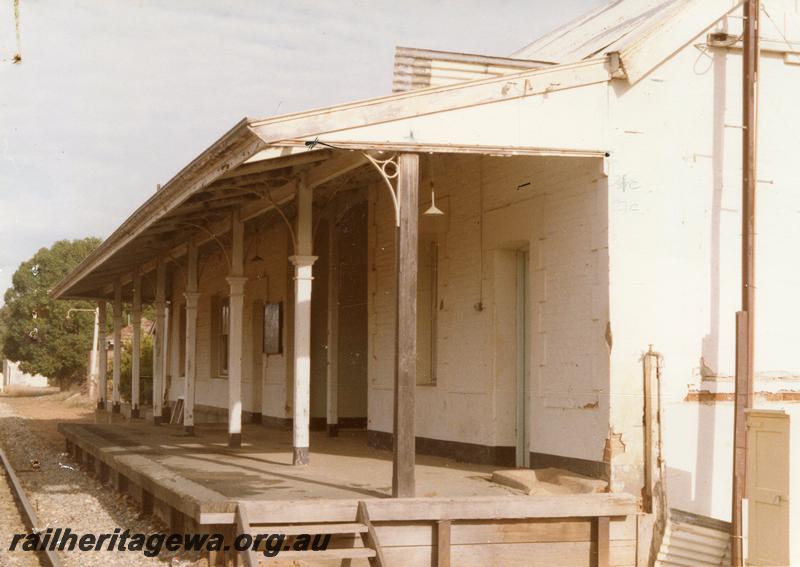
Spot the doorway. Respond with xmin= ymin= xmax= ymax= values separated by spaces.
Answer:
xmin=516 ymin=250 xmax=530 ymax=468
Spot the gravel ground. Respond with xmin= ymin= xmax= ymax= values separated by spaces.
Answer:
xmin=0 ymin=392 xmax=202 ymax=567
xmin=0 ymin=466 xmax=39 ymax=567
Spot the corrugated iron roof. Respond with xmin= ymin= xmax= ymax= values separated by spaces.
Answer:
xmin=511 ymin=0 xmax=684 ymax=63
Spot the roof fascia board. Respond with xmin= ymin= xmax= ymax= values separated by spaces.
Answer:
xmin=51 ymin=119 xmax=266 ymax=299
xmin=617 ymin=0 xmax=742 ymax=84
xmin=54 ymin=58 xmax=613 ymax=300
xmin=272 ymin=140 xmax=608 ymax=158
xmin=395 ymin=45 xmax=555 ymax=67
xmin=248 ymin=57 xmax=612 ymax=146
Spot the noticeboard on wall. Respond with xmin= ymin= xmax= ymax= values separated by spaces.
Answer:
xmin=263 ymin=302 xmax=282 ymax=355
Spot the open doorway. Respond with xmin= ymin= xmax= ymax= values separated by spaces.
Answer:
xmin=310 ymin=200 xmax=369 ymax=431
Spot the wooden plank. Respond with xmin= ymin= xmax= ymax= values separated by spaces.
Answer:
xmin=248 ymin=58 xmax=610 ymax=145
xmin=111 ymin=278 xmax=122 ymax=411
xmin=131 ymin=271 xmax=142 ymax=416
xmin=732 ymin=310 xmax=749 ymax=566
xmin=383 ymin=541 xmax=589 ymax=567
xmin=153 ymin=258 xmax=167 ymax=424
xmin=437 ymin=520 xmax=451 ymax=567
xmin=326 ymin=214 xmax=340 ymax=436
xmin=259 ymin=523 xmax=367 ymax=536
xmin=393 ymin=153 xmax=419 ymax=498
xmin=372 ymin=519 xmax=590 ymax=547
xmin=358 ymin=501 xmax=387 ymax=567
xmin=227 ymin=210 xmax=246 ymax=448
xmin=242 ymin=493 xmax=638 ymax=524
xmin=277 ymin=548 xmax=376 ymax=560
xmin=454 ymin=518 xmax=592 ymax=545
xmin=183 ymin=239 xmax=198 ymax=432
xmin=609 ymin=539 xmax=637 ymax=567
xmin=595 ymin=516 xmax=610 ymax=567
xmin=643 ymin=350 xmax=653 ymax=514
xmin=198 ymin=512 xmax=235 ymax=525
xmin=608 ymin=515 xmax=637 ymax=541
xmin=235 ymin=504 xmax=258 ymax=567
xmin=239 ymin=152 xmax=366 ymax=222
xmin=275 ymin=139 xmax=608 ymax=158
xmin=97 ymin=300 xmax=108 ymax=406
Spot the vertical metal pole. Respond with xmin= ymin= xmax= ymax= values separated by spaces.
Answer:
xmin=732 ymin=2 xmax=758 ymax=565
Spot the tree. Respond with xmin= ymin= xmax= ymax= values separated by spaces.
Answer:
xmin=116 ymin=333 xmax=154 ymax=405
xmin=1 ymin=238 xmax=101 ymax=389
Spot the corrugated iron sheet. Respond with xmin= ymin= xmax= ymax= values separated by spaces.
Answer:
xmin=512 ymin=0 xmax=684 ymax=63
xmin=655 ymin=508 xmax=731 ymax=566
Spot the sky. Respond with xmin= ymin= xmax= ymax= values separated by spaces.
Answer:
xmin=0 ymin=0 xmax=603 ymax=302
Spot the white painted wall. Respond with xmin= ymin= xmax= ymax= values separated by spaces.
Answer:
xmin=1 ymin=359 xmax=49 ymax=389
xmin=605 ymin=3 xmax=800 ymax=516
xmin=182 ymin=221 xmax=292 ymax=419
xmin=168 ymin=5 xmax=800 ymax=521
xmin=368 ymin=153 xmax=609 ymax=462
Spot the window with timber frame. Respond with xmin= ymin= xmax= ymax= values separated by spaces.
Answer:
xmin=178 ymin=303 xmax=187 ymax=375
xmin=210 ymin=295 xmax=230 ymax=378
xmin=417 ymin=235 xmax=438 ymax=385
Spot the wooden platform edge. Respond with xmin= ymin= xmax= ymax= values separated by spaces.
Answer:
xmin=59 ymin=423 xmax=232 ymax=523
xmin=240 ymin=493 xmax=638 ymax=524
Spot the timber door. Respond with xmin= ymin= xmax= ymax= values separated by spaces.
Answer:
xmin=746 ymin=410 xmax=790 ymax=565
xmin=515 ymin=250 xmax=530 ymax=468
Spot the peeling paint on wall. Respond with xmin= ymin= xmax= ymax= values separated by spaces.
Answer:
xmin=603 ymin=431 xmax=626 ymax=462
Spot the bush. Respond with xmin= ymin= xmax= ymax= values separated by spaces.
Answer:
xmin=109 ymin=334 xmax=154 ymax=405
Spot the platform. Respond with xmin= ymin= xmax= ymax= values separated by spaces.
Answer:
xmin=60 ymin=421 xmax=642 ymax=566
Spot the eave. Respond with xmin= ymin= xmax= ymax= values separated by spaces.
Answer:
xmin=52 ymin=56 xmax=615 ymax=301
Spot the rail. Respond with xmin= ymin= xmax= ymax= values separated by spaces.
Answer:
xmin=0 ymin=447 xmax=64 ymax=567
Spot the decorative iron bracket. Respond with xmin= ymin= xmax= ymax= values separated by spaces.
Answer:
xmin=362 ymin=152 xmax=400 ymax=227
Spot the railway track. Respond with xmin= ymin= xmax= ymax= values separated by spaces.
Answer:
xmin=0 ymin=447 xmax=63 ymax=567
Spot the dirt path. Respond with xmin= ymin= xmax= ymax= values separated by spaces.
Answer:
xmin=0 ymin=391 xmax=199 ymax=567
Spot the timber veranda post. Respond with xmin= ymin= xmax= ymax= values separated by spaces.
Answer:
xmin=393 ymin=153 xmax=419 ymax=498
xmin=731 ymin=1 xmax=759 ymax=565
xmin=153 ymin=256 xmax=167 ymax=425
xmin=227 ymin=209 xmax=247 ymax=449
xmin=291 ymin=175 xmax=317 ymax=465
xmin=112 ymin=278 xmax=123 ymax=413
xmin=184 ymin=239 xmax=199 ymax=435
xmin=97 ymin=300 xmax=108 ymax=410
xmin=131 ymin=271 xmax=142 ymax=419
